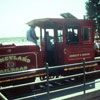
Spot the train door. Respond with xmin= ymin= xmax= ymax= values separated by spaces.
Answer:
xmin=64 ymin=23 xmax=80 ymax=64
xmin=45 ymin=29 xmax=55 ymax=66
xmin=45 ymin=25 xmax=65 ymax=66
xmin=40 ymin=27 xmax=57 ymax=66
xmin=64 ymin=22 xmax=94 ymax=64
xmin=56 ymin=26 xmax=64 ymax=65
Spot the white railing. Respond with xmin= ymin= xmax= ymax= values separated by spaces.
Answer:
xmin=0 ymin=59 xmax=100 ymax=100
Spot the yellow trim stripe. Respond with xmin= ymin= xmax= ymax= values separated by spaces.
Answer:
xmin=0 ymin=73 xmax=46 ymax=84
xmin=64 ymin=63 xmax=98 ymax=71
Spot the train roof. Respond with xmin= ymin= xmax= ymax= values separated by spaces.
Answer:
xmin=27 ymin=18 xmax=94 ymax=28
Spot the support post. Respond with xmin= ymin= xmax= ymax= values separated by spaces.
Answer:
xmin=46 ymin=63 xmax=50 ymax=100
xmin=83 ymin=58 xmax=86 ymax=94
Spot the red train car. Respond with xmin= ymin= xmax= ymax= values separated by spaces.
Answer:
xmin=0 ymin=18 xmax=100 ymax=86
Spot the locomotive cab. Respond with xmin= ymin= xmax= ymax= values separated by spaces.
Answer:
xmin=0 ymin=18 xmax=98 ymax=87
xmin=27 ymin=18 xmax=95 ymax=67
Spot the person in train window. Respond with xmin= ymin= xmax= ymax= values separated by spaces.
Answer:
xmin=46 ymin=32 xmax=54 ymax=66
xmin=27 ymin=25 xmax=38 ymax=45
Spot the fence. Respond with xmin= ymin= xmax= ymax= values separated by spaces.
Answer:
xmin=0 ymin=59 xmax=100 ymax=100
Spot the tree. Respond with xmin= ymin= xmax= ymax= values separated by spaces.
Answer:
xmin=85 ymin=0 xmax=100 ymax=33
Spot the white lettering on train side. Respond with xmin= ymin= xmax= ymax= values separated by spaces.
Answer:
xmin=0 ymin=66 xmax=28 ymax=74
xmin=0 ymin=56 xmax=30 ymax=63
xmin=69 ymin=53 xmax=90 ymax=58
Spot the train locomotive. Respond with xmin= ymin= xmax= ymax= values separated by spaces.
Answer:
xmin=0 ymin=18 xmax=100 ymax=86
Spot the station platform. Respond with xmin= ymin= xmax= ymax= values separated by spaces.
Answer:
xmin=65 ymin=90 xmax=100 ymax=100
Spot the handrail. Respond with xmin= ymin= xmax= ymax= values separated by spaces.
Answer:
xmin=0 ymin=59 xmax=100 ymax=100
xmin=0 ymin=59 xmax=99 ymax=77
xmin=1 ymin=69 xmax=100 ymax=91
xmin=0 ymin=92 xmax=8 ymax=100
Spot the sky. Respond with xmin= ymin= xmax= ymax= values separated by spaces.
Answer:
xmin=0 ymin=0 xmax=87 ymax=38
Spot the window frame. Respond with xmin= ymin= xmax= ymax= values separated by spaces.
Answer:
xmin=81 ymin=26 xmax=92 ymax=44
xmin=57 ymin=28 xmax=63 ymax=43
xmin=66 ymin=26 xmax=79 ymax=45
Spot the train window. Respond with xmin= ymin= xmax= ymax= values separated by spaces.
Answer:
xmin=66 ymin=27 xmax=79 ymax=44
xmin=82 ymin=27 xmax=91 ymax=41
xmin=35 ymin=27 xmax=40 ymax=46
xmin=42 ymin=29 xmax=45 ymax=42
xmin=57 ymin=28 xmax=63 ymax=42
xmin=46 ymin=29 xmax=54 ymax=44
